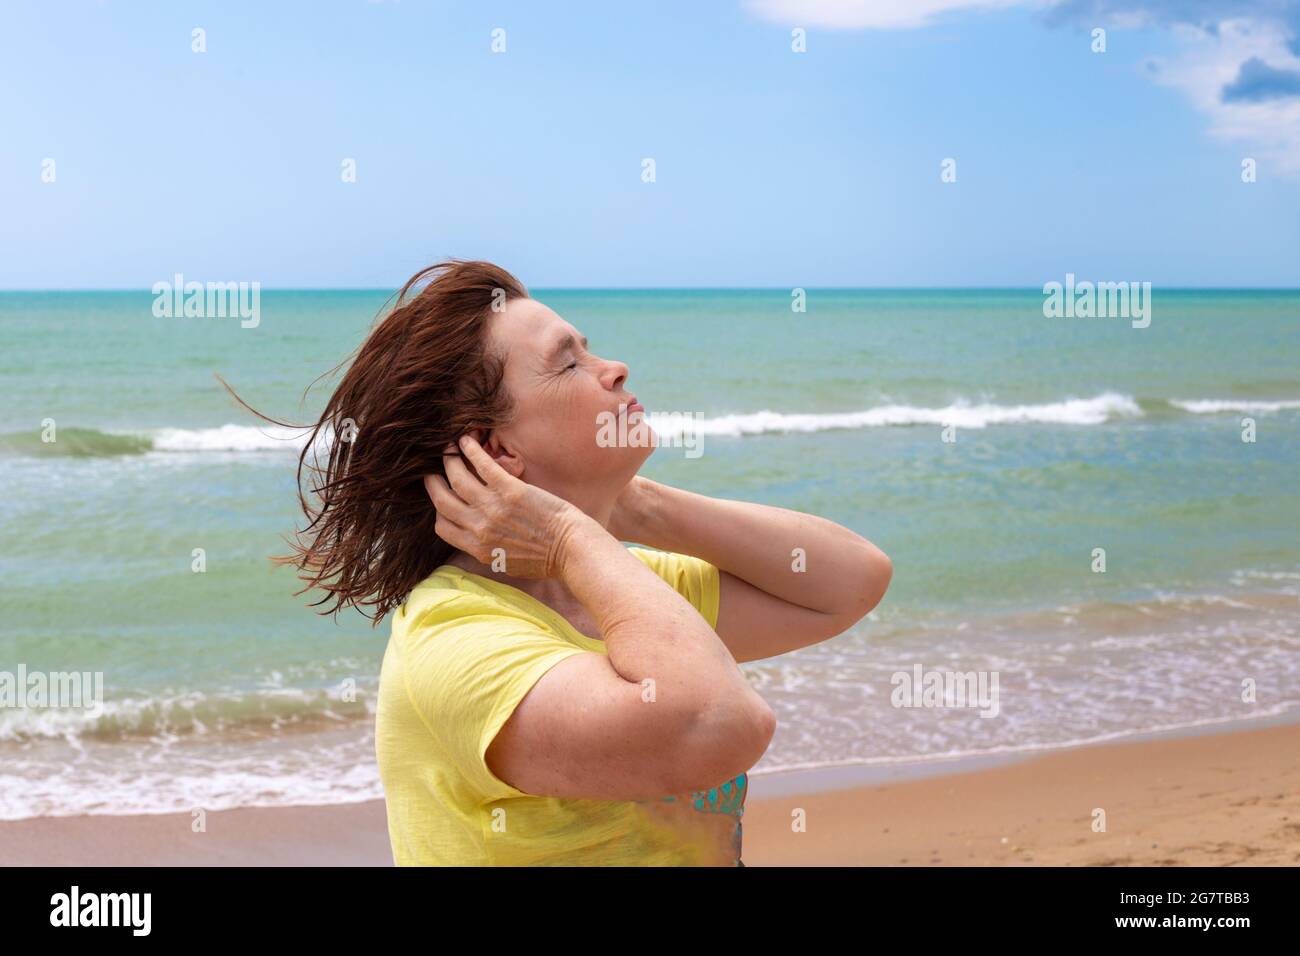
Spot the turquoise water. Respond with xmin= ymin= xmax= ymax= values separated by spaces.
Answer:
xmin=1 ymin=289 xmax=1297 ymax=818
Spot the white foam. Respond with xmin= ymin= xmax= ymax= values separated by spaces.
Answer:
xmin=1170 ymin=398 xmax=1300 ymax=414
xmin=0 ymin=686 xmax=376 ymax=743
xmin=114 ymin=394 xmax=1147 ymax=454
xmin=0 ymin=728 xmax=383 ymax=820
xmin=651 ymin=391 xmax=1142 ymax=439
xmin=150 ymin=424 xmax=313 ymax=452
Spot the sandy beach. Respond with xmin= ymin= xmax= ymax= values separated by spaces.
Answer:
xmin=743 ymin=720 xmax=1299 ymax=867
xmin=3 ymin=719 xmax=1296 ymax=866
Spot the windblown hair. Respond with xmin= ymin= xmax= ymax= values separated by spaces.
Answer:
xmin=219 ymin=259 xmax=529 ymax=623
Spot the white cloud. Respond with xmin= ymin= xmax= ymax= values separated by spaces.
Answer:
xmin=743 ymin=0 xmax=1031 ymax=31
xmin=1147 ymin=18 xmax=1300 ymax=174
xmin=743 ymin=0 xmax=1300 ymax=175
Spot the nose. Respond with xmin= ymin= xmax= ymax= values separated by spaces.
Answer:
xmin=601 ymin=356 xmax=630 ymax=392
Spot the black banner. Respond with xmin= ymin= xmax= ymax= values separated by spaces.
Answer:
xmin=0 ymin=865 xmax=1284 ymax=940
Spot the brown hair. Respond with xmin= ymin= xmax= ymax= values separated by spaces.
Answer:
xmin=219 ymin=259 xmax=529 ymax=623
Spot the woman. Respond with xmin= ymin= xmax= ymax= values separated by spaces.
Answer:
xmin=252 ymin=259 xmax=892 ymax=866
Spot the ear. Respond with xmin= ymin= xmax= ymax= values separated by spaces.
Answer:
xmin=482 ymin=431 xmax=525 ymax=479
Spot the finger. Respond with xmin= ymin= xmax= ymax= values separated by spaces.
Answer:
xmin=425 ymin=473 xmax=474 ymax=525
xmin=433 ymin=510 xmax=472 ymax=552
xmin=456 ymin=433 xmax=510 ymax=488
xmin=443 ymin=447 xmax=487 ymax=502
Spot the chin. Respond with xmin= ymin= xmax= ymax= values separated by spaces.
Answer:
xmin=603 ymin=440 xmax=653 ymax=487
xmin=581 ymin=418 xmax=656 ymax=479
xmin=630 ymin=430 xmax=657 ymax=467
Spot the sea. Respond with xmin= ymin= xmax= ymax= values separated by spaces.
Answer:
xmin=1 ymin=288 xmax=1297 ymax=820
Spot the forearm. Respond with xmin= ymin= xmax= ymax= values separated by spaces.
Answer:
xmin=554 ymin=513 xmax=769 ymax=726
xmin=625 ymin=478 xmax=890 ymax=616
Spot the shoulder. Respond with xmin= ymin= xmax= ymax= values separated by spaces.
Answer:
xmin=625 ymin=546 xmax=721 ymax=629
xmin=384 ymin=570 xmax=592 ymax=802
xmin=391 ymin=568 xmax=570 ymax=666
xmin=387 ymin=574 xmax=589 ymax=734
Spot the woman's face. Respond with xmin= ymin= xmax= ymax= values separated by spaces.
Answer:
xmin=481 ymin=296 xmax=655 ymax=506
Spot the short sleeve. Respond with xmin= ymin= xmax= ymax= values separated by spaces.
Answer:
xmin=398 ymin=603 xmax=589 ymax=803
xmin=626 ymin=547 xmax=721 ymax=630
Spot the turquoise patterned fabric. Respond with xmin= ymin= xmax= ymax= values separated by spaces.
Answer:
xmin=644 ymin=771 xmax=747 ymax=866
xmin=666 ymin=772 xmax=747 ymax=816
xmin=631 ymin=770 xmax=754 ymax=868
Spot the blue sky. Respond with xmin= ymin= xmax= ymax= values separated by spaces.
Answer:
xmin=2 ymin=0 xmax=1298 ymax=287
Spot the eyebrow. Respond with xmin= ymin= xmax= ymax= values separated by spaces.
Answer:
xmin=544 ymin=332 xmax=588 ymax=364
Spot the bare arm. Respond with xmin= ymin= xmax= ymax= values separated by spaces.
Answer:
xmin=427 ymin=435 xmax=774 ymax=799
xmin=610 ymin=477 xmax=892 ymax=663
xmin=554 ymin=511 xmax=773 ymax=743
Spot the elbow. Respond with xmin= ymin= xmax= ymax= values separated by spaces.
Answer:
xmin=727 ymin=700 xmax=776 ymax=786
xmin=818 ymin=544 xmax=891 ymax=638
xmin=741 ymin=698 xmax=777 ymax=763
xmin=857 ymin=544 xmax=892 ymax=617
xmin=675 ymin=697 xmax=775 ymax=793
xmin=752 ymin=699 xmax=778 ymax=757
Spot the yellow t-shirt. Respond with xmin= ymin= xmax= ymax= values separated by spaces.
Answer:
xmin=374 ymin=546 xmax=748 ymax=866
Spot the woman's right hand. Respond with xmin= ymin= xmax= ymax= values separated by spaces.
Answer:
xmin=424 ymin=433 xmax=590 ymax=579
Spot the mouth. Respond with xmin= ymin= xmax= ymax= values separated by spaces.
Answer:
xmin=622 ymin=395 xmax=644 ymax=414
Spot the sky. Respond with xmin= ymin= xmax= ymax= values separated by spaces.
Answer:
xmin=2 ymin=0 xmax=1299 ymax=288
